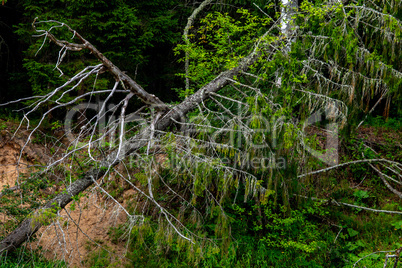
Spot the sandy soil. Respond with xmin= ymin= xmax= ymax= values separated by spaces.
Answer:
xmin=0 ymin=129 xmax=33 ymax=237
xmin=32 ymin=191 xmax=132 ymax=267
xmin=0 ymin=144 xmax=29 ymax=190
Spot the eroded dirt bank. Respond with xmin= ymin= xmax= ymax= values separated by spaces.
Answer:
xmin=0 ymin=121 xmax=131 ymax=267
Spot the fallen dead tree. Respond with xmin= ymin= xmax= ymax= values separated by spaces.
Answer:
xmin=0 ymin=2 xmax=401 ymax=266
xmin=0 ymin=3 xmax=266 ymax=253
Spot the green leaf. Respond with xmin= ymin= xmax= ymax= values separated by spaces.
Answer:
xmin=347 ymin=228 xmax=359 ymax=237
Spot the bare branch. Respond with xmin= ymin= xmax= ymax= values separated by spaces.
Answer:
xmin=370 ymin=164 xmax=402 ymax=199
xmin=33 ymin=20 xmax=168 ymax=110
xmin=297 ymin=195 xmax=402 ymax=215
xmin=352 ymin=250 xmax=396 ymax=268
xmin=298 ymin=159 xmax=401 ymax=178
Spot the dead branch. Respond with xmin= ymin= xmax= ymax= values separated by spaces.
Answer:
xmin=352 ymin=249 xmax=397 ymax=268
xmin=297 ymin=195 xmax=402 ymax=215
xmin=33 ymin=19 xmax=168 ymax=111
xmin=298 ymin=158 xmax=402 ymax=178
xmin=370 ymin=164 xmax=402 ymax=199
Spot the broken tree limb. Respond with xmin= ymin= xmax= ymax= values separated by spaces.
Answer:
xmin=370 ymin=163 xmax=402 ymax=199
xmin=33 ymin=19 xmax=169 ymax=111
xmin=296 ymin=195 xmax=402 ymax=215
xmin=0 ymin=22 xmax=266 ymax=254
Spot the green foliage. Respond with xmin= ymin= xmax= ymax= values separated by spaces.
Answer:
xmin=29 ymin=206 xmax=61 ymax=228
xmin=365 ymin=115 xmax=402 ymax=130
xmin=83 ymin=244 xmax=122 ymax=268
xmin=174 ymin=8 xmax=272 ymax=97
xmin=0 ymin=121 xmax=7 ymax=131
xmin=0 ymin=249 xmax=66 ymax=268
xmin=295 ymin=0 xmax=402 ymax=119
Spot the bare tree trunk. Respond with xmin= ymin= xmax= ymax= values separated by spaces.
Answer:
xmin=276 ymin=0 xmax=297 ymax=86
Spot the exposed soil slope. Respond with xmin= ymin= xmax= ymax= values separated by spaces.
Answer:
xmin=0 ymin=120 xmax=131 ymax=267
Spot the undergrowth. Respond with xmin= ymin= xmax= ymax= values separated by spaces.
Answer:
xmin=0 ymin=248 xmax=66 ymax=268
